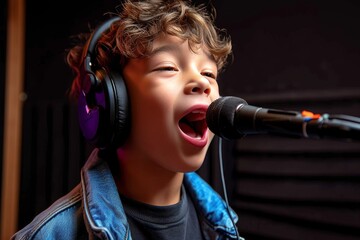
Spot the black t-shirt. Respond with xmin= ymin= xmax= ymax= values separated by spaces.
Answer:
xmin=120 ymin=185 xmax=204 ymax=240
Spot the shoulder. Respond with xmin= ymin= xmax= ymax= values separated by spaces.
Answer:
xmin=11 ymin=184 xmax=86 ymax=240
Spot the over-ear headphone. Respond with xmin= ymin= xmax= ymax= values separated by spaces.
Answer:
xmin=78 ymin=16 xmax=130 ymax=149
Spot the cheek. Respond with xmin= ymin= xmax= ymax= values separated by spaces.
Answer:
xmin=131 ymin=91 xmax=174 ymax=134
xmin=212 ymin=91 xmax=220 ymax=101
xmin=210 ymin=82 xmax=220 ymax=99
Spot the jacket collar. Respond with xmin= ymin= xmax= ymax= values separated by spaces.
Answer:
xmin=184 ymin=172 xmax=240 ymax=239
xmin=81 ymin=148 xmax=131 ymax=239
xmin=80 ymin=148 xmax=240 ymax=239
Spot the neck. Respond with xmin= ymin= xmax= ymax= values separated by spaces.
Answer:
xmin=114 ymin=147 xmax=184 ymax=206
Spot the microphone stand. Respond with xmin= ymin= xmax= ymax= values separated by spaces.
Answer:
xmin=305 ymin=113 xmax=360 ymax=142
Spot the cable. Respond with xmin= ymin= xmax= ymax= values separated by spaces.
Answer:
xmin=218 ymin=137 xmax=241 ymax=239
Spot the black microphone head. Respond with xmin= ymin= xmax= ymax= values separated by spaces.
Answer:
xmin=206 ymin=96 xmax=248 ymax=139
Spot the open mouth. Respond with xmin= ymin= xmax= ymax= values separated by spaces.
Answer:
xmin=179 ymin=110 xmax=207 ymax=139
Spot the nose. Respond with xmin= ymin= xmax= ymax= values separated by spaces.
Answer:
xmin=184 ymin=75 xmax=211 ymax=96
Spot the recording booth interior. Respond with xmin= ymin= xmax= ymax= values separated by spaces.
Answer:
xmin=1 ymin=0 xmax=360 ymax=239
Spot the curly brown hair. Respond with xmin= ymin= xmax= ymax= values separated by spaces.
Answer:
xmin=66 ymin=0 xmax=232 ymax=98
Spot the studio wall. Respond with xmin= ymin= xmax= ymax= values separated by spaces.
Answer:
xmin=2 ymin=0 xmax=359 ymax=239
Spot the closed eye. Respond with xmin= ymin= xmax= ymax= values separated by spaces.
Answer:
xmin=202 ymin=72 xmax=216 ymax=79
xmin=156 ymin=66 xmax=178 ymax=72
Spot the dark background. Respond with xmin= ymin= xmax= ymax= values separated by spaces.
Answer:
xmin=1 ymin=0 xmax=360 ymax=239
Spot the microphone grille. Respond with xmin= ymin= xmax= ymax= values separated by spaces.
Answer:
xmin=206 ymin=96 xmax=248 ymax=139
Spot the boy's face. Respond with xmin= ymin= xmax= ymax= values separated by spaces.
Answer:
xmin=122 ymin=34 xmax=220 ymax=173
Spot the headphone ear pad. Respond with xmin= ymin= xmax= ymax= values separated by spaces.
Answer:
xmin=78 ymin=69 xmax=130 ymax=148
xmin=101 ymin=70 xmax=131 ymax=147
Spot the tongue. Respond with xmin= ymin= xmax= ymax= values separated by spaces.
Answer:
xmin=179 ymin=122 xmax=200 ymax=138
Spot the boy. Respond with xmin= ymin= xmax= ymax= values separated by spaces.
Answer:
xmin=12 ymin=0 xmax=243 ymax=239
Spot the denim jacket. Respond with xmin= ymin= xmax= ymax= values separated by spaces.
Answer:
xmin=12 ymin=148 xmax=244 ymax=240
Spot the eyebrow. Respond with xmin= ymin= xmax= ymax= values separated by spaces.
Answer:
xmin=150 ymin=44 xmax=216 ymax=63
xmin=150 ymin=45 xmax=179 ymax=56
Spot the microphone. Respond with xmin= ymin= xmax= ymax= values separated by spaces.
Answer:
xmin=206 ymin=96 xmax=360 ymax=141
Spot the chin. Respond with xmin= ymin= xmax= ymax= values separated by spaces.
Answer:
xmin=178 ymin=154 xmax=207 ymax=173
xmin=178 ymin=165 xmax=203 ymax=173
